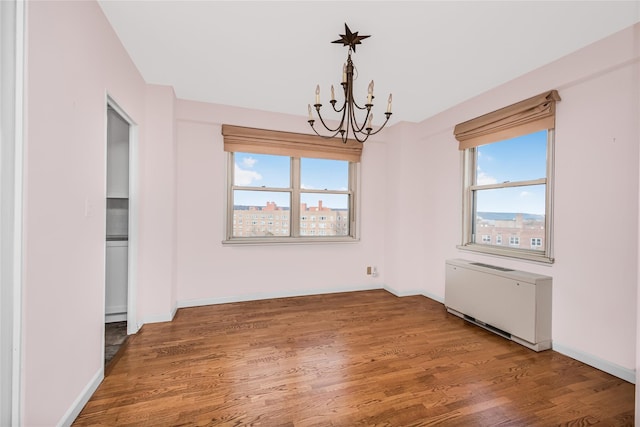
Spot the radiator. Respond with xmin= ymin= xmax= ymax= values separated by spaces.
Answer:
xmin=445 ymin=258 xmax=552 ymax=351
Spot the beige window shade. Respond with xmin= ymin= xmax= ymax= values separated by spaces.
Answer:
xmin=222 ymin=125 xmax=363 ymax=162
xmin=454 ymin=90 xmax=561 ymax=150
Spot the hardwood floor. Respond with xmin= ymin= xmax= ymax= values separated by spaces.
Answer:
xmin=74 ymin=290 xmax=634 ymax=426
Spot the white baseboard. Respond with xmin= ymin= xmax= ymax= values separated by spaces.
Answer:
xmin=57 ymin=367 xmax=103 ymax=427
xmin=383 ymin=285 xmax=445 ymax=304
xmin=552 ymin=342 xmax=635 ymax=384
xmin=141 ymin=310 xmax=176 ymax=326
xmin=178 ymin=284 xmax=383 ymax=309
xmin=383 ymin=284 xmax=420 ymax=297
xmin=105 ymin=313 xmax=127 ymax=323
xmin=421 ymin=290 xmax=444 ymax=304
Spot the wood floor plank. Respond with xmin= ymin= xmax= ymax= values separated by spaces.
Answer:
xmin=74 ymin=290 xmax=634 ymax=426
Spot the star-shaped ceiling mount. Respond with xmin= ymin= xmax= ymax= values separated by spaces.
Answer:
xmin=331 ymin=23 xmax=370 ymax=53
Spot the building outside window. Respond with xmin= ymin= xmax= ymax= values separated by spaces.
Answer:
xmin=531 ymin=237 xmax=542 ymax=249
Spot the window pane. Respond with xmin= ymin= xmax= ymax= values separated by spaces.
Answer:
xmin=476 ymin=130 xmax=547 ymax=184
xmin=232 ymin=190 xmax=290 ymax=237
xmin=234 ymin=152 xmax=290 ymax=188
xmin=300 ymin=193 xmax=349 ymax=236
xmin=473 ymin=185 xmax=545 ymax=250
xmin=301 ymin=158 xmax=349 ymax=191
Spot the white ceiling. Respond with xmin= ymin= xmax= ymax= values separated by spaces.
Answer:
xmin=98 ymin=1 xmax=639 ymax=124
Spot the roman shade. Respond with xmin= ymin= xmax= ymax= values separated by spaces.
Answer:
xmin=222 ymin=124 xmax=363 ymax=162
xmin=453 ymin=90 xmax=561 ymax=150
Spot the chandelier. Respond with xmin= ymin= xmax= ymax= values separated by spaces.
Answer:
xmin=308 ymin=24 xmax=392 ymax=144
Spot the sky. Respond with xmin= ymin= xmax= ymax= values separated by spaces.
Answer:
xmin=475 ymin=130 xmax=547 ymax=215
xmin=233 ymin=129 xmax=547 ymax=214
xmin=233 ymin=153 xmax=349 ymax=209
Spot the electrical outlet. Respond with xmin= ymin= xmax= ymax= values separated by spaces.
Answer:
xmin=366 ymin=266 xmax=372 ymax=275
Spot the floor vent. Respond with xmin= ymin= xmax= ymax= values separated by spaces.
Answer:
xmin=470 ymin=262 xmax=514 ymax=272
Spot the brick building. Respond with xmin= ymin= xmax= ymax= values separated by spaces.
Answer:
xmin=232 ymin=201 xmax=349 ymax=237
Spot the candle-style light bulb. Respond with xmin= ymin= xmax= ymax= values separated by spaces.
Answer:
xmin=331 ymin=85 xmax=335 ymax=102
xmin=367 ymin=80 xmax=374 ymax=104
xmin=386 ymin=94 xmax=393 ymax=113
xmin=308 ymin=104 xmax=313 ymax=120
xmin=315 ymin=85 xmax=320 ymax=104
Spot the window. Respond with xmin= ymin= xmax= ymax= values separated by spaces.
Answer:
xmin=222 ymin=125 xmax=361 ymax=243
xmin=454 ymin=90 xmax=560 ymax=263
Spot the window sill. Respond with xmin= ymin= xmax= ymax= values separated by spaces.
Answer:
xmin=223 ymin=236 xmax=360 ymax=246
xmin=457 ymin=243 xmax=554 ymax=265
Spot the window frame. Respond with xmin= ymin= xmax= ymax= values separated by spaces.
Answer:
xmin=454 ymin=90 xmax=559 ymax=264
xmin=224 ymin=152 xmax=359 ymax=244
xmin=459 ymin=129 xmax=555 ymax=263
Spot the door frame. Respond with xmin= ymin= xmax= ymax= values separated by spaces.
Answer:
xmin=0 ymin=0 xmax=25 ymax=424
xmin=105 ymin=95 xmax=139 ymax=337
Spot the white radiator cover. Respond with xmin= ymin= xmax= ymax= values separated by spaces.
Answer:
xmin=445 ymin=259 xmax=552 ymax=351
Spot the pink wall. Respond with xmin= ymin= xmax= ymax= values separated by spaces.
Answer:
xmin=174 ymin=101 xmax=387 ymax=305
xmin=384 ymin=24 xmax=640 ymax=375
xmin=138 ymin=84 xmax=178 ymax=322
xmin=382 ymin=121 xmax=461 ymax=299
xmin=24 ymin=2 xmax=176 ymax=424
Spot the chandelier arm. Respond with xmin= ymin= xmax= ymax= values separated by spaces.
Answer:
xmin=351 ymin=99 xmax=372 ymax=111
xmin=348 ymin=107 xmax=370 ymax=135
xmin=345 ymin=67 xmax=368 ymax=136
xmin=314 ymin=104 xmax=347 ymax=133
xmin=347 ymin=78 xmax=371 ymax=112
xmin=309 ymin=122 xmax=345 ymax=139
xmin=331 ymin=100 xmax=347 ymax=113
xmin=346 ymin=110 xmax=370 ymax=143
xmin=363 ymin=112 xmax=393 ymax=136
xmin=348 ymin=127 xmax=369 ymax=143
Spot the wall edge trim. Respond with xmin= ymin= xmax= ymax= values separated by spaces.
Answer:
xmin=56 ymin=367 xmax=103 ymax=427
xmin=553 ymin=342 xmax=635 ymax=384
xmin=141 ymin=310 xmax=176 ymax=325
xmin=177 ymin=284 xmax=384 ymax=309
xmin=382 ymin=286 xmax=445 ymax=304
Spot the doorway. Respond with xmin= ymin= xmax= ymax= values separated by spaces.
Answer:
xmin=105 ymin=102 xmax=132 ymax=365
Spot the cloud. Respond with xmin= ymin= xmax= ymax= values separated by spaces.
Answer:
xmin=235 ymin=163 xmax=262 ymax=186
xmin=520 ymin=191 xmax=532 ymax=198
xmin=241 ymin=157 xmax=257 ymax=168
xmin=476 ymin=171 xmax=497 ymax=185
xmin=478 ymin=152 xmax=494 ymax=162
